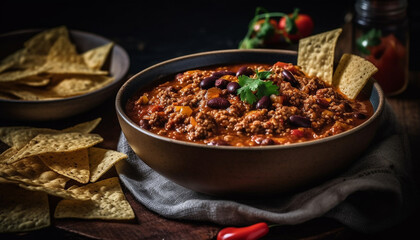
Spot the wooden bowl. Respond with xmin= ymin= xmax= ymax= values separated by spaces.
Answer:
xmin=0 ymin=29 xmax=129 ymax=122
xmin=115 ymin=49 xmax=384 ymax=196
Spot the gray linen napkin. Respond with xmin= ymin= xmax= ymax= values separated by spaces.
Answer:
xmin=116 ymin=101 xmax=418 ymax=233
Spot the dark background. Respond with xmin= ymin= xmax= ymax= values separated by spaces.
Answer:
xmin=1 ymin=0 xmax=419 ymax=75
xmin=1 ymin=1 xmax=419 ymax=239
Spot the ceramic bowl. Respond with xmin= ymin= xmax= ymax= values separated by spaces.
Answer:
xmin=0 ymin=29 xmax=130 ymax=122
xmin=115 ymin=49 xmax=384 ymax=196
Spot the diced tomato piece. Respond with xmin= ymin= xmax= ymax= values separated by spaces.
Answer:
xmin=291 ymin=129 xmax=305 ymax=138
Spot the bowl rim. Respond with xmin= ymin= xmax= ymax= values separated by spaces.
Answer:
xmin=0 ymin=28 xmax=130 ymax=104
xmin=116 ymin=49 xmax=385 ymax=151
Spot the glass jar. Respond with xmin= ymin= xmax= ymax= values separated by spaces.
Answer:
xmin=353 ymin=0 xmax=409 ymax=96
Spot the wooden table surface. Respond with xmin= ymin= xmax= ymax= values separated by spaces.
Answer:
xmin=3 ymin=73 xmax=418 ymax=240
xmin=1 ymin=1 xmax=419 ymax=239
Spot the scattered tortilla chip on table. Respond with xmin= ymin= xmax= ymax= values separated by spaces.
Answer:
xmin=62 ymin=117 xmax=102 ymax=134
xmin=54 ymin=177 xmax=135 ymax=220
xmin=0 ymin=118 xmax=134 ymax=232
xmin=88 ymin=147 xmax=127 ymax=182
xmin=17 ymin=183 xmax=91 ymax=200
xmin=0 ymin=183 xmax=50 ymax=233
xmin=7 ymin=127 xmax=59 ymax=149
xmin=40 ymin=149 xmax=90 ymax=184
xmin=0 ymin=153 xmax=69 ymax=189
xmin=7 ymin=132 xmax=103 ymax=164
xmin=0 ymin=126 xmax=31 ymax=147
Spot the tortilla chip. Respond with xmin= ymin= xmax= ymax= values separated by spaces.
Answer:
xmin=0 ymin=86 xmax=57 ymax=100
xmin=0 ymin=183 xmax=50 ymax=232
xmin=0 ymin=126 xmax=30 ymax=147
xmin=88 ymin=147 xmax=127 ymax=182
xmin=0 ymin=26 xmax=114 ymax=101
xmin=0 ymin=147 xmax=16 ymax=162
xmin=7 ymin=132 xmax=103 ymax=164
xmin=83 ymin=42 xmax=114 ymax=70
xmin=0 ymin=153 xmax=69 ymax=189
xmin=54 ymin=177 xmax=135 ymax=220
xmin=7 ymin=127 xmax=59 ymax=150
xmin=0 ymin=50 xmax=47 ymax=75
xmin=24 ymin=26 xmax=69 ymax=55
xmin=332 ymin=53 xmax=378 ymax=99
xmin=0 ymin=176 xmax=13 ymax=183
xmin=298 ymin=28 xmax=342 ymax=85
xmin=1 ymin=119 xmax=101 ymax=150
xmin=48 ymin=75 xmax=114 ymax=97
xmin=0 ymin=67 xmax=46 ymax=82
xmin=63 ymin=117 xmax=102 ymax=134
xmin=0 ymin=50 xmax=22 ymax=73
xmin=17 ymin=183 xmax=91 ymax=200
xmin=40 ymin=149 xmax=90 ymax=184
xmin=15 ymin=76 xmax=51 ymax=87
xmin=46 ymin=35 xmax=83 ymax=64
xmin=44 ymin=36 xmax=108 ymax=76
xmin=0 ymin=76 xmax=112 ymax=100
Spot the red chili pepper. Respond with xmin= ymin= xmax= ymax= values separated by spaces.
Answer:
xmin=217 ymin=222 xmax=269 ymax=240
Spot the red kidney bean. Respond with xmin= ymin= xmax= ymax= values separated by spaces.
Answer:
xmin=281 ymin=69 xmax=299 ymax=87
xmin=261 ymin=138 xmax=274 ymax=145
xmin=208 ymin=97 xmax=230 ymax=109
xmin=236 ymin=66 xmax=254 ymax=77
xmin=256 ymin=96 xmax=271 ymax=109
xmin=200 ymin=76 xmax=218 ymax=89
xmin=215 ymin=79 xmax=229 ymax=89
xmin=227 ymin=82 xmax=240 ymax=94
xmin=316 ymin=98 xmax=330 ymax=108
xmin=208 ymin=139 xmax=230 ymax=146
xmin=289 ymin=115 xmax=311 ymax=128
xmin=354 ymin=112 xmax=367 ymax=119
xmin=344 ymin=102 xmax=353 ymax=112
xmin=212 ymin=71 xmax=236 ymax=78
xmin=139 ymin=119 xmax=150 ymax=130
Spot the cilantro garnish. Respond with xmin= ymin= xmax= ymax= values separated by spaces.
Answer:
xmin=237 ymin=71 xmax=279 ymax=104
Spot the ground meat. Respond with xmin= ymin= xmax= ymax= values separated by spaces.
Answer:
xmin=126 ymin=62 xmax=374 ymax=146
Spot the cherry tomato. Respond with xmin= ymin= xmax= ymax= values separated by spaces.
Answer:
xmin=279 ymin=14 xmax=314 ymax=42
xmin=252 ymin=19 xmax=281 ymax=45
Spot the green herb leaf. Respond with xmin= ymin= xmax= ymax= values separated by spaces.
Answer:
xmin=285 ymin=8 xmax=300 ymax=35
xmin=237 ymin=7 xmax=287 ymax=49
xmin=256 ymin=15 xmax=275 ymax=40
xmin=256 ymin=80 xmax=279 ymax=99
xmin=356 ymin=28 xmax=382 ymax=55
xmin=237 ymin=71 xmax=279 ymax=104
xmin=256 ymin=70 xmax=271 ymax=80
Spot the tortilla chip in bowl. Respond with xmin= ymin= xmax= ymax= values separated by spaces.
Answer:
xmin=0 ymin=26 xmax=129 ymax=121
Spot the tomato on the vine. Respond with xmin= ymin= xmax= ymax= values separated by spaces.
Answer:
xmin=278 ymin=13 xmax=314 ymax=42
xmin=252 ymin=18 xmax=281 ymax=44
xmin=239 ymin=7 xmax=314 ymax=49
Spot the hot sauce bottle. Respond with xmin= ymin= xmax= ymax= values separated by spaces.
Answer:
xmin=353 ymin=0 xmax=409 ymax=96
